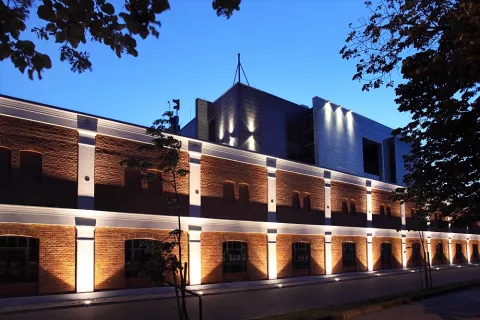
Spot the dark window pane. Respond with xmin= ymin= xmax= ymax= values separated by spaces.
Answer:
xmin=223 ymin=241 xmax=247 ymax=273
xmin=381 ymin=243 xmax=392 ymax=268
xmin=125 ymin=168 xmax=142 ymax=191
xmin=350 ymin=201 xmax=356 ymax=215
xmin=386 ymin=206 xmax=392 ymax=217
xmin=20 ymin=151 xmax=42 ymax=182
xmin=380 ymin=205 xmax=386 ymax=216
xmin=0 ymin=147 xmax=11 ymax=179
xmin=292 ymin=192 xmax=300 ymax=210
xmin=292 ymin=242 xmax=310 ymax=270
xmin=239 ymin=184 xmax=249 ymax=204
xmin=412 ymin=242 xmax=421 ymax=262
xmin=125 ymin=239 xmax=162 ymax=278
xmin=363 ymin=138 xmax=381 ymax=176
xmin=342 ymin=199 xmax=348 ymax=214
xmin=0 ymin=236 xmax=39 ymax=283
xmin=303 ymin=194 xmax=311 ymax=211
xmin=223 ymin=181 xmax=235 ymax=202
xmin=147 ymin=170 xmax=162 ymax=195
xmin=342 ymin=242 xmax=356 ymax=267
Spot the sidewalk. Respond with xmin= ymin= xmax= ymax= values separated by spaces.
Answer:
xmin=0 ymin=264 xmax=477 ymax=315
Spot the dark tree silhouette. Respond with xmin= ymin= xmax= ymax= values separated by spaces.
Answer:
xmin=341 ymin=0 xmax=480 ymax=227
xmin=1 ymin=0 xmax=241 ymax=79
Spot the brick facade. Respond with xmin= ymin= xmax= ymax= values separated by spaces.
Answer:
xmin=200 ymin=155 xmax=267 ymax=221
xmin=276 ymin=170 xmax=325 ymax=225
xmin=201 ymin=232 xmax=267 ymax=283
xmin=372 ymin=237 xmax=402 ymax=270
xmin=406 ymin=238 xmax=427 ymax=268
xmin=94 ymin=135 xmax=189 ymax=216
xmin=469 ymin=240 xmax=479 ymax=263
xmin=331 ymin=181 xmax=366 ymax=227
xmin=331 ymin=236 xmax=367 ymax=273
xmin=276 ymin=234 xmax=324 ymax=278
xmin=95 ymin=227 xmax=189 ymax=290
xmin=452 ymin=239 xmax=467 ymax=264
xmin=0 ymin=115 xmax=78 ymax=208
xmin=0 ymin=223 xmax=76 ymax=296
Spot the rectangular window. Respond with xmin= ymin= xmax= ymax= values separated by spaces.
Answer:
xmin=342 ymin=242 xmax=356 ymax=268
xmin=435 ymin=243 xmax=444 ymax=263
xmin=0 ymin=237 xmax=39 ymax=283
xmin=412 ymin=242 xmax=421 ymax=263
xmin=349 ymin=200 xmax=356 ymax=215
xmin=223 ymin=181 xmax=235 ymax=202
xmin=238 ymin=184 xmax=249 ymax=204
xmin=125 ymin=168 xmax=142 ymax=191
xmin=20 ymin=151 xmax=42 ymax=182
xmin=342 ymin=199 xmax=349 ymax=214
xmin=208 ymin=118 xmax=216 ymax=142
xmin=292 ymin=242 xmax=311 ymax=270
xmin=292 ymin=192 xmax=300 ymax=209
xmin=362 ymin=138 xmax=381 ymax=176
xmin=455 ymin=243 xmax=463 ymax=263
xmin=473 ymin=244 xmax=479 ymax=262
xmin=0 ymin=147 xmax=11 ymax=179
xmin=303 ymin=194 xmax=311 ymax=211
xmin=223 ymin=241 xmax=247 ymax=273
xmin=380 ymin=205 xmax=386 ymax=216
xmin=147 ymin=170 xmax=162 ymax=194
xmin=381 ymin=243 xmax=392 ymax=269
xmin=386 ymin=206 xmax=392 ymax=218
xmin=125 ymin=239 xmax=162 ymax=278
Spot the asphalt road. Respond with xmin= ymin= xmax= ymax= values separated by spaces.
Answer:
xmin=357 ymin=285 xmax=480 ymax=320
xmin=2 ymin=266 xmax=480 ymax=320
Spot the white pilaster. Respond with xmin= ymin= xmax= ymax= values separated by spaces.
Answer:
xmin=267 ymin=229 xmax=277 ymax=280
xmin=267 ymin=158 xmax=277 ymax=223
xmin=325 ymin=231 xmax=332 ymax=275
xmin=188 ymin=141 xmax=202 ymax=218
xmin=77 ymin=118 xmax=97 ymax=210
xmin=400 ymin=201 xmax=406 ymax=229
xmin=401 ymin=233 xmax=407 ymax=268
xmin=367 ymin=232 xmax=373 ymax=272
xmin=366 ymin=181 xmax=372 ymax=226
xmin=75 ymin=217 xmax=96 ymax=293
xmin=427 ymin=236 xmax=432 ymax=265
xmin=466 ymin=237 xmax=471 ymax=264
xmin=188 ymin=225 xmax=202 ymax=285
xmin=324 ymin=171 xmax=331 ymax=225
xmin=448 ymin=237 xmax=453 ymax=265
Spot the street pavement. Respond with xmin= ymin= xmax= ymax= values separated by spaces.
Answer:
xmin=1 ymin=266 xmax=480 ymax=320
xmin=356 ymin=286 xmax=480 ymax=320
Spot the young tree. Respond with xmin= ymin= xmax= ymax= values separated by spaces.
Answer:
xmin=340 ymin=0 xmax=480 ymax=227
xmin=121 ymin=110 xmax=190 ymax=319
xmin=1 ymin=0 xmax=241 ymax=79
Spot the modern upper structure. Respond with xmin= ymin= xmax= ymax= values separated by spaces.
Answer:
xmin=0 ymin=90 xmax=477 ymax=299
xmin=181 ymin=83 xmax=409 ymax=185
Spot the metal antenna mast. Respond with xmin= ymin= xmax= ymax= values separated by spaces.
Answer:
xmin=232 ymin=53 xmax=250 ymax=86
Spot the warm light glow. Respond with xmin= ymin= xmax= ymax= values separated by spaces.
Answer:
xmin=197 ymin=291 xmax=204 ymax=295
xmin=410 ymin=270 xmax=415 ymax=273
xmin=84 ymin=300 xmax=92 ymax=305
xmin=189 ymin=230 xmax=202 ymax=285
xmin=436 ymin=267 xmax=440 ymax=270
xmin=367 ymin=241 xmax=373 ymax=272
xmin=335 ymin=278 xmax=340 ymax=281
xmin=277 ymin=284 xmax=283 ymax=288
xmin=76 ymin=226 xmax=95 ymax=293
xmin=247 ymin=135 xmax=255 ymax=151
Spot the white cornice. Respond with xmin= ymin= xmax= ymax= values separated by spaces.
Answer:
xmin=0 ymin=95 xmax=402 ymax=191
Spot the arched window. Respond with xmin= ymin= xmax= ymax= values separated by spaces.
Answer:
xmin=223 ymin=241 xmax=247 ymax=273
xmin=303 ymin=194 xmax=311 ymax=211
xmin=20 ymin=151 xmax=42 ymax=182
xmin=380 ymin=204 xmax=386 ymax=216
xmin=0 ymin=236 xmax=39 ymax=283
xmin=342 ymin=199 xmax=349 ymax=214
xmin=125 ymin=239 xmax=162 ymax=278
xmin=0 ymin=147 xmax=11 ymax=179
xmin=223 ymin=181 xmax=235 ymax=202
xmin=238 ymin=183 xmax=249 ymax=204
xmin=147 ymin=170 xmax=162 ymax=195
xmin=292 ymin=242 xmax=310 ymax=270
xmin=386 ymin=206 xmax=392 ymax=218
xmin=349 ymin=200 xmax=356 ymax=215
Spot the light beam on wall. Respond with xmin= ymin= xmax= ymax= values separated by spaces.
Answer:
xmin=335 ymin=105 xmax=344 ymax=132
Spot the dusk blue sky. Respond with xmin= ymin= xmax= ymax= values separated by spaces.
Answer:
xmin=0 ymin=0 xmax=411 ymax=130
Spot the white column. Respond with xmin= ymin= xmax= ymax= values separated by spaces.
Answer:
xmin=75 ymin=217 xmax=96 ymax=293
xmin=267 ymin=229 xmax=277 ymax=280
xmin=366 ymin=180 xmax=372 ymax=225
xmin=325 ymin=231 xmax=332 ymax=275
xmin=77 ymin=128 xmax=97 ymax=210
xmin=367 ymin=233 xmax=373 ymax=272
xmin=188 ymin=225 xmax=202 ymax=285
xmin=466 ymin=238 xmax=471 ymax=264
xmin=188 ymin=142 xmax=202 ymax=218
xmin=448 ymin=237 xmax=453 ymax=265
xmin=267 ymin=158 xmax=277 ymax=223
xmin=324 ymin=171 xmax=331 ymax=225
xmin=401 ymin=233 xmax=407 ymax=268
xmin=400 ymin=201 xmax=406 ymax=229
xmin=427 ymin=236 xmax=432 ymax=265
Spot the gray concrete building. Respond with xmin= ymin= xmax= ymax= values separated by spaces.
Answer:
xmin=181 ymin=83 xmax=409 ymax=185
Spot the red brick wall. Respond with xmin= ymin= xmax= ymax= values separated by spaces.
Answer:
xmin=0 ymin=223 xmax=75 ymax=296
xmin=201 ymin=232 xmax=267 ymax=283
xmin=201 ymin=155 xmax=267 ymax=221
xmin=371 ymin=190 xmax=400 ymax=216
xmin=0 ymin=115 xmax=78 ymax=208
xmin=469 ymin=240 xmax=479 ymax=263
xmin=431 ymin=238 xmax=449 ymax=265
xmin=331 ymin=181 xmax=366 ymax=227
xmin=331 ymin=236 xmax=367 ymax=273
xmin=94 ymin=135 xmax=189 ymax=216
xmin=95 ymin=227 xmax=188 ymax=290
xmin=277 ymin=234 xmax=324 ymax=278
xmin=372 ymin=237 xmax=402 ymax=270
xmin=276 ymin=170 xmax=325 ymax=225
xmin=406 ymin=238 xmax=427 ymax=267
